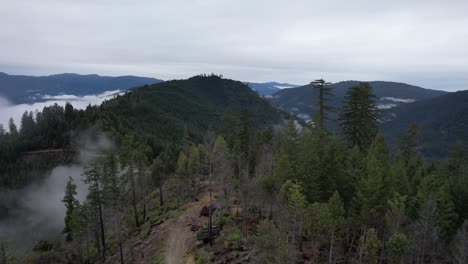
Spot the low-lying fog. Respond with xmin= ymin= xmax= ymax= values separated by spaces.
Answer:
xmin=0 ymin=166 xmax=88 ymax=255
xmin=0 ymin=90 xmax=121 ymax=129
xmin=0 ymin=91 xmax=118 ymax=255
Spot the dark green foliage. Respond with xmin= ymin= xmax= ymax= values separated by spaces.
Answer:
xmin=254 ymin=220 xmax=287 ymax=264
xmin=445 ymin=142 xmax=468 ymax=221
xmin=0 ymin=75 xmax=286 ymax=189
xmin=339 ymin=82 xmax=380 ymax=150
xmin=386 ymin=233 xmax=409 ymax=264
xmin=363 ymin=228 xmax=381 ymax=264
xmin=399 ymin=124 xmax=420 ymax=164
xmin=62 ymin=177 xmax=78 ymax=241
xmin=32 ymin=240 xmax=54 ymax=253
xmin=382 ymin=90 xmax=468 ymax=158
xmin=3 ymin=74 xmax=468 ymax=263
xmin=272 ymin=80 xmax=444 ymax=131
xmin=0 ymin=240 xmax=6 ymax=264
xmin=98 ymin=75 xmax=283 ymax=149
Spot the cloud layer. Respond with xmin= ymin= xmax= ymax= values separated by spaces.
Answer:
xmin=0 ymin=90 xmax=120 ymax=129
xmin=1 ymin=0 xmax=467 ymax=91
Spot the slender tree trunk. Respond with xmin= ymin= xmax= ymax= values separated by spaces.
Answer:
xmin=85 ymin=234 xmax=89 ymax=264
xmin=159 ymin=185 xmax=164 ymax=206
xmin=143 ymin=196 xmax=147 ymax=223
xmin=78 ymin=238 xmax=84 ymax=264
xmin=98 ymin=201 xmax=106 ymax=261
xmin=269 ymin=197 xmax=273 ymax=220
xmin=95 ymin=224 xmax=101 ymax=255
xmin=119 ymin=242 xmax=124 ymax=264
xmin=209 ymin=150 xmax=213 ymax=246
xmin=130 ymin=164 xmax=139 ymax=227
xmin=347 ymin=231 xmax=356 ymax=264
xmin=329 ymin=231 xmax=335 ymax=264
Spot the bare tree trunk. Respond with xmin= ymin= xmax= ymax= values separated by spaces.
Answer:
xmin=329 ymin=231 xmax=335 ymax=264
xmin=159 ymin=184 xmax=164 ymax=206
xmin=86 ymin=233 xmax=90 ymax=264
xmin=142 ymin=195 xmax=147 ymax=223
xmin=98 ymin=200 xmax=106 ymax=262
xmin=269 ymin=197 xmax=273 ymax=220
xmin=130 ymin=163 xmax=139 ymax=227
xmin=209 ymin=146 xmax=213 ymax=246
xmin=346 ymin=231 xmax=356 ymax=264
xmin=119 ymin=242 xmax=124 ymax=264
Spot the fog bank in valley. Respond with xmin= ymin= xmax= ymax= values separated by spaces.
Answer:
xmin=0 ymin=90 xmax=121 ymax=130
xmin=0 ymin=127 xmax=115 ymax=256
xmin=0 ymin=166 xmax=88 ymax=255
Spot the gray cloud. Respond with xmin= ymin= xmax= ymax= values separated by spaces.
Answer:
xmin=1 ymin=0 xmax=467 ymax=91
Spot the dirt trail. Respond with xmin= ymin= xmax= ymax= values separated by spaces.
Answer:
xmin=165 ymin=193 xmax=211 ymax=264
xmin=104 ymin=191 xmax=214 ymax=264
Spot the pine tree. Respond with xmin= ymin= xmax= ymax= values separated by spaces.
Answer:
xmin=235 ymin=108 xmax=251 ymax=158
xmin=62 ymin=176 xmax=78 ymax=241
xmin=326 ymin=191 xmax=346 ymax=264
xmin=0 ymin=240 xmax=6 ymax=264
xmin=352 ymin=135 xmax=390 ymax=226
xmin=390 ymin=159 xmax=410 ymax=196
xmin=83 ymin=164 xmax=106 ymax=260
xmin=212 ymin=136 xmax=232 ymax=206
xmin=385 ymin=193 xmax=407 ymax=236
xmin=176 ymin=150 xmax=189 ymax=199
xmin=319 ymin=137 xmax=347 ymax=201
xmin=311 ymin=79 xmax=335 ymax=132
xmin=102 ymin=154 xmax=126 ymax=264
xmin=187 ymin=145 xmax=201 ymax=193
xmin=8 ymin=118 xmax=17 ymax=135
xmin=305 ymin=202 xmax=329 ymax=262
xmin=399 ymin=124 xmax=420 ymax=164
xmin=445 ymin=142 xmax=468 ymax=220
xmin=338 ymin=82 xmax=379 ymax=150
xmin=274 ymin=119 xmax=300 ymax=185
xmin=451 ymin=220 xmax=468 ymax=264
xmin=280 ymin=180 xmax=307 ymax=257
xmin=386 ymin=233 xmax=408 ymax=264
xmin=20 ymin=111 xmax=35 ymax=139
xmin=416 ymin=173 xmax=458 ymax=237
xmin=254 ymin=220 xmax=287 ymax=264
xmin=342 ymin=146 xmax=364 ymax=207
xmin=364 ymin=228 xmax=381 ymax=264
xmin=120 ymin=136 xmax=141 ymax=227
xmin=411 ymin=196 xmax=440 ymax=264
xmin=151 ymin=153 xmax=168 ymax=206
xmin=69 ymin=203 xmax=90 ymax=264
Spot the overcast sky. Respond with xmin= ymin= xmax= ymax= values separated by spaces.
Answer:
xmin=1 ymin=0 xmax=467 ymax=91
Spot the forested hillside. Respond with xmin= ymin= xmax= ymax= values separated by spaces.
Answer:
xmin=382 ymin=90 xmax=468 ymax=157
xmin=0 ymin=75 xmax=286 ymax=188
xmin=272 ymin=80 xmax=446 ymax=121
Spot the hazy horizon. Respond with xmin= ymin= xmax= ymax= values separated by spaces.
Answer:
xmin=1 ymin=0 xmax=467 ymax=91
xmin=0 ymin=70 xmax=459 ymax=93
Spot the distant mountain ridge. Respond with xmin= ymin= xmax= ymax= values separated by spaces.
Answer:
xmin=0 ymin=72 xmax=304 ymax=103
xmin=0 ymin=72 xmax=163 ymax=103
xmin=272 ymin=80 xmax=447 ymax=121
xmin=245 ymin=81 xmax=300 ymax=96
